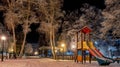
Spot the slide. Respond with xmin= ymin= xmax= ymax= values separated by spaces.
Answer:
xmin=83 ymin=41 xmax=115 ymax=65
xmin=88 ymin=42 xmax=114 ymax=60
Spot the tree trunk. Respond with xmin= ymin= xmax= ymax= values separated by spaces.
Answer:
xmin=50 ymin=28 xmax=55 ymax=59
xmin=19 ymin=32 xmax=27 ymax=57
xmin=11 ymin=23 xmax=16 ymax=54
xmin=19 ymin=0 xmax=30 ymax=57
xmin=52 ymin=26 xmax=56 ymax=59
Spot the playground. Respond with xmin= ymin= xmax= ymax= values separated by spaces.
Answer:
xmin=73 ymin=26 xmax=120 ymax=65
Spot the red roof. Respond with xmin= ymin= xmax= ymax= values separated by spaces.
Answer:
xmin=81 ymin=26 xmax=91 ymax=34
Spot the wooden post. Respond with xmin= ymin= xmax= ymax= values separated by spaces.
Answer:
xmin=88 ymin=33 xmax=92 ymax=63
xmin=81 ymin=32 xmax=84 ymax=64
xmin=84 ymin=33 xmax=87 ymax=63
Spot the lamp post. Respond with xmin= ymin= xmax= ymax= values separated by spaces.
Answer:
xmin=61 ymin=43 xmax=65 ymax=60
xmin=1 ymin=35 xmax=6 ymax=62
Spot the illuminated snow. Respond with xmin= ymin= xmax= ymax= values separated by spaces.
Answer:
xmin=0 ymin=58 xmax=120 ymax=67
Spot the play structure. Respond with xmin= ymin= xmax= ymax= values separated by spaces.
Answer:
xmin=75 ymin=26 xmax=115 ymax=65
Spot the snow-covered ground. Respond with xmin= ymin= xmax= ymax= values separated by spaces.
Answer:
xmin=0 ymin=58 xmax=120 ymax=67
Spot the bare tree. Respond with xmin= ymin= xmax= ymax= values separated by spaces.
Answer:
xmin=3 ymin=0 xmax=21 ymax=54
xmin=37 ymin=0 xmax=63 ymax=59
xmin=18 ymin=0 xmax=38 ymax=57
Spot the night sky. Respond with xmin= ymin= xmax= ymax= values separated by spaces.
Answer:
xmin=0 ymin=0 xmax=106 ymax=43
xmin=63 ymin=0 xmax=105 ymax=11
xmin=26 ymin=23 xmax=39 ymax=43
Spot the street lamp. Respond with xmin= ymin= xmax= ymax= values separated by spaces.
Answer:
xmin=61 ymin=43 xmax=65 ymax=60
xmin=1 ymin=35 xmax=6 ymax=62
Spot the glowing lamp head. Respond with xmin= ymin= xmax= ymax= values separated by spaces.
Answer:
xmin=61 ymin=43 xmax=65 ymax=47
xmin=1 ymin=35 xmax=6 ymax=41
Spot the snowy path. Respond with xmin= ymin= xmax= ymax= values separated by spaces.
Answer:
xmin=0 ymin=58 xmax=120 ymax=67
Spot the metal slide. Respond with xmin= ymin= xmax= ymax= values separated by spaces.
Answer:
xmin=84 ymin=41 xmax=115 ymax=65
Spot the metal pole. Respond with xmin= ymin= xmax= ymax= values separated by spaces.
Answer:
xmin=63 ymin=48 xmax=64 ymax=60
xmin=1 ymin=40 xmax=4 ymax=62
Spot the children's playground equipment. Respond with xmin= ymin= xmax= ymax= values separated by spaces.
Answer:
xmin=74 ymin=26 xmax=115 ymax=65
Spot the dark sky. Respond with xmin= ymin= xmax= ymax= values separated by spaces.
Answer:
xmin=63 ymin=0 xmax=105 ymax=11
xmin=0 ymin=11 xmax=3 ymax=24
xmin=26 ymin=23 xmax=39 ymax=43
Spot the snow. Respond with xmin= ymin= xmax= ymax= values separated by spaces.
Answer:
xmin=0 ymin=58 xmax=120 ymax=67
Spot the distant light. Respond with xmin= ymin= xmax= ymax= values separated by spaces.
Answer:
xmin=61 ymin=43 xmax=65 ymax=47
xmin=9 ymin=48 xmax=14 ymax=53
xmin=71 ymin=45 xmax=76 ymax=49
xmin=34 ymin=51 xmax=38 ymax=55
xmin=1 ymin=35 xmax=6 ymax=41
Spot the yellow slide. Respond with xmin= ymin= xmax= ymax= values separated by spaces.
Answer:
xmin=78 ymin=41 xmax=89 ymax=50
xmin=88 ymin=41 xmax=103 ymax=58
xmin=89 ymin=42 xmax=96 ymax=49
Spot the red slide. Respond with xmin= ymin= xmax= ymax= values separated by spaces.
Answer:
xmin=87 ymin=42 xmax=114 ymax=65
xmin=91 ymin=48 xmax=103 ymax=58
xmin=88 ymin=49 xmax=97 ymax=57
xmin=88 ymin=42 xmax=104 ymax=58
xmin=95 ymin=48 xmax=103 ymax=57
